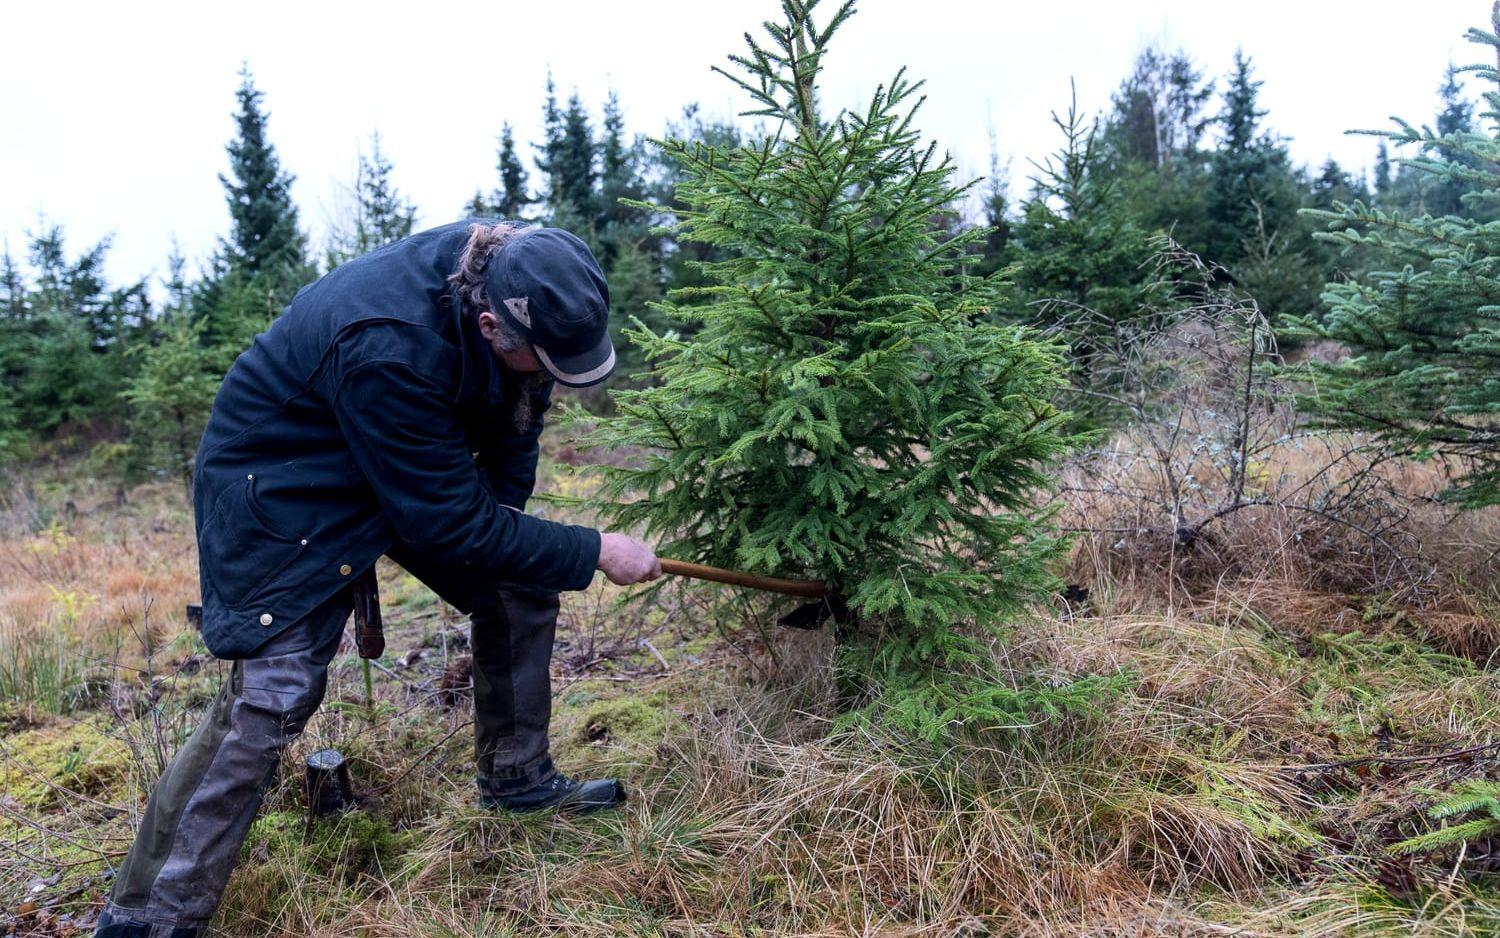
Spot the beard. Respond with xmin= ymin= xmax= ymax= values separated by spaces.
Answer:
xmin=510 ymin=370 xmax=551 ymax=434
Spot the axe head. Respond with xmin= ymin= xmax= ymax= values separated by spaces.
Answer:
xmin=776 ymin=592 xmax=850 ymax=630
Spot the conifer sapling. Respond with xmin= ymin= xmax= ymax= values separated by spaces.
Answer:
xmin=576 ymin=0 xmax=1094 ymax=736
xmin=1294 ymin=5 xmax=1500 ymax=507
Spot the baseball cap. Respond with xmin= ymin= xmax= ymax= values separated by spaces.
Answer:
xmin=481 ymin=227 xmax=616 ymax=388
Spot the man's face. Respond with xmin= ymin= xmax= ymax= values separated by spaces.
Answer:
xmin=476 ymin=310 xmax=544 ymax=374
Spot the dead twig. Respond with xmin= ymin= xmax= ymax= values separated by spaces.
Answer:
xmin=1278 ymin=740 xmax=1500 ymax=773
xmin=362 ymin=719 xmax=474 ymax=796
xmin=641 ymin=638 xmax=671 ymax=672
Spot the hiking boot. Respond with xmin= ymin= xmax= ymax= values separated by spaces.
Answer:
xmin=94 ymin=908 xmax=200 ymax=937
xmin=480 ymin=772 xmax=626 ymax=815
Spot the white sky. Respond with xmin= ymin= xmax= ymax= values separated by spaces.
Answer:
xmin=0 ymin=1 xmax=1487 ymax=293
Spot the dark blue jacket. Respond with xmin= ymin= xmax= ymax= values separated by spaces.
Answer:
xmin=193 ymin=220 xmax=601 ymax=658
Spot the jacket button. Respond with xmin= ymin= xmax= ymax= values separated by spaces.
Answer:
xmin=259 ymin=613 xmax=273 ymax=626
xmin=339 ymin=564 xmax=352 ymax=576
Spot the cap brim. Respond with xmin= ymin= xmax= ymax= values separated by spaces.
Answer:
xmin=533 ymin=333 xmax=616 ymax=388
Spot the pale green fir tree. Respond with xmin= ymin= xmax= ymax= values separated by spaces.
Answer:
xmin=577 ymin=0 xmax=1105 ymax=737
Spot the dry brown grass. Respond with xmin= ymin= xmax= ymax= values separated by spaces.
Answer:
xmin=0 ymin=476 xmax=199 ymax=688
xmin=1063 ymin=430 xmax=1500 ymax=672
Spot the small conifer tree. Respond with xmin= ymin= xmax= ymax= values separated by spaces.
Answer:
xmin=467 ymin=123 xmax=534 ymax=220
xmin=123 ymin=252 xmax=219 ymax=491
xmin=1295 ymin=5 xmax=1500 ymax=507
xmin=496 ymin=123 xmax=534 ymax=218
xmin=124 ymin=316 xmax=218 ymax=490
xmin=329 ymin=131 xmax=417 ymax=266
xmin=578 ymin=0 xmax=1089 ymax=736
xmin=1012 ymin=84 xmax=1155 ymax=427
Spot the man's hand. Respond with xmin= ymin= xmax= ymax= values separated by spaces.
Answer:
xmin=597 ymin=532 xmax=662 ymax=585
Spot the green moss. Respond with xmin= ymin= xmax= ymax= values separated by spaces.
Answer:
xmin=223 ymin=809 xmax=421 ymax=936
xmin=570 ymin=694 xmax=670 ymax=750
xmin=0 ymin=719 xmax=130 ymax=809
xmin=314 ymin=810 xmax=418 ymax=872
xmin=244 ymin=808 xmax=419 ymax=881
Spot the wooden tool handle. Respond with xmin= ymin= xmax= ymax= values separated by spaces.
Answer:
xmin=659 ymin=558 xmax=828 ymax=598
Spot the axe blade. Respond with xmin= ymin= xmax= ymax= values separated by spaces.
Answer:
xmin=775 ymin=593 xmax=849 ymax=630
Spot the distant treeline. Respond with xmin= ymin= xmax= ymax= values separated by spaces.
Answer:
xmin=0 ymin=46 xmax=1484 ymax=488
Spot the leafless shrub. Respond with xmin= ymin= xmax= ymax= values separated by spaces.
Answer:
xmin=1056 ymin=238 xmax=1488 ymax=616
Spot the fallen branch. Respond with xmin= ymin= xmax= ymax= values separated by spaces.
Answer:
xmin=1279 ymin=740 xmax=1500 ymax=773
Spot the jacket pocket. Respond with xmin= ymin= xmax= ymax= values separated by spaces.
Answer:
xmin=200 ymin=475 xmax=307 ymax=609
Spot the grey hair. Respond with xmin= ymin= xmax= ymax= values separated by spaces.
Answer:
xmin=489 ymin=315 xmax=528 ymax=352
xmin=449 ymin=221 xmax=548 ymax=431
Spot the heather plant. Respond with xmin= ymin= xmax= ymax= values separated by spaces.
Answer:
xmin=576 ymin=0 xmax=1094 ymax=737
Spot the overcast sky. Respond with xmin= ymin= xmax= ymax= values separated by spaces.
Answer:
xmin=0 ymin=1 xmax=1487 ymax=292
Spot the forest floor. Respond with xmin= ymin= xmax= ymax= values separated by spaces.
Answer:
xmin=2 ymin=434 xmax=1499 ymax=936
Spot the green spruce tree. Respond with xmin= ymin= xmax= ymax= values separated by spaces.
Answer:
xmin=0 ymin=381 xmax=21 ymax=465
xmin=123 ymin=251 xmax=220 ymax=489
xmin=352 ymin=132 xmax=416 ymax=248
xmin=220 ymin=67 xmax=308 ymax=279
xmin=496 ymin=123 xmax=533 ymax=218
xmin=1419 ymin=63 xmax=1488 ymax=218
xmin=594 ymin=90 xmax=663 ymax=382
xmin=123 ymin=317 xmax=219 ymax=490
xmin=1311 ymin=158 xmax=1368 ymax=208
xmin=0 ymin=245 xmax=23 ymax=321
xmin=0 ymin=244 xmax=27 ymax=462
xmin=972 ymin=134 xmax=1012 ymax=280
xmin=599 ymin=91 xmax=651 ymax=246
xmin=1207 ymin=52 xmax=1294 ymax=261
xmin=536 ymin=84 xmax=600 ymax=238
xmin=1011 ymin=84 xmax=1155 ymax=425
xmin=535 ymin=72 xmax=565 ymax=209
xmin=199 ymin=66 xmax=314 ymax=350
xmin=467 ymin=122 xmax=534 ymax=220
xmin=577 ymin=0 xmax=1093 ymax=736
xmin=1294 ymin=7 xmax=1500 ymax=507
xmin=1374 ymin=140 xmax=1393 ymax=198
xmin=1205 ymin=51 xmax=1327 ymax=320
xmin=13 ymin=225 xmax=143 ymax=434
xmin=329 ymin=131 xmax=417 ymax=265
